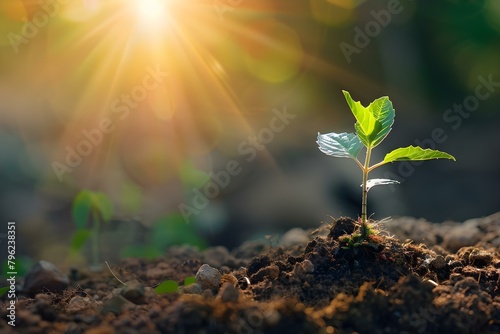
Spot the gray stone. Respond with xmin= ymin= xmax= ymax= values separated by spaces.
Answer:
xmin=430 ymin=255 xmax=446 ymax=269
xmin=195 ymin=264 xmax=221 ymax=292
xmin=469 ymin=249 xmax=493 ymax=267
xmin=23 ymin=261 xmax=69 ymax=295
xmin=121 ymin=280 xmax=145 ymax=304
xmin=101 ymin=295 xmax=134 ymax=315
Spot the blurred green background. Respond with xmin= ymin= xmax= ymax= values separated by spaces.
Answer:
xmin=0 ymin=0 xmax=499 ymax=267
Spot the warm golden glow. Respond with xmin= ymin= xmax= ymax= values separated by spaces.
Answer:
xmin=1 ymin=0 xmax=337 ymax=187
xmin=131 ymin=0 xmax=169 ymax=28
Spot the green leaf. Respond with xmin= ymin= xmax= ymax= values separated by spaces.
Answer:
xmin=91 ymin=193 xmax=113 ymax=222
xmin=155 ymin=280 xmax=179 ymax=294
xmin=383 ymin=146 xmax=456 ymax=163
xmin=72 ymin=190 xmax=93 ymax=229
xmin=183 ymin=276 xmax=196 ymax=286
xmin=317 ymin=132 xmax=363 ymax=159
xmin=343 ymin=90 xmax=395 ymax=148
xmin=70 ymin=229 xmax=91 ymax=253
xmin=72 ymin=190 xmax=114 ymax=228
xmin=0 ymin=286 xmax=9 ymax=297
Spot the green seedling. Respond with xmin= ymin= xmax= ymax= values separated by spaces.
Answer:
xmin=71 ymin=190 xmax=113 ymax=272
xmin=105 ymin=261 xmax=196 ymax=295
xmin=0 ymin=286 xmax=9 ymax=297
xmin=317 ymin=90 xmax=455 ymax=241
xmin=338 ymin=223 xmax=383 ymax=250
xmin=154 ymin=276 xmax=196 ymax=294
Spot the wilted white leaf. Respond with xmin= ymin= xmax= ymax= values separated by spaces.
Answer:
xmin=361 ymin=178 xmax=400 ymax=192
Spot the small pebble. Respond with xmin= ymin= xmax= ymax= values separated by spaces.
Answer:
xmin=101 ymin=295 xmax=133 ymax=315
xmin=121 ymin=280 xmax=146 ymax=304
xmin=430 ymin=255 xmax=446 ymax=269
xmin=66 ymin=296 xmax=92 ymax=313
xmin=23 ymin=261 xmax=69 ymax=296
xmin=469 ymin=249 xmax=493 ymax=267
xmin=196 ymin=264 xmax=222 ymax=292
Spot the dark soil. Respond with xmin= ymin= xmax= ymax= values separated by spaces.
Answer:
xmin=1 ymin=216 xmax=499 ymax=334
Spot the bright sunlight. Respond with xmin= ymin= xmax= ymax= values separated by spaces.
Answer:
xmin=131 ymin=0 xmax=169 ymax=27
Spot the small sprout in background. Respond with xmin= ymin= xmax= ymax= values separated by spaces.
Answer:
xmin=71 ymin=189 xmax=114 ymax=272
xmin=154 ymin=280 xmax=179 ymax=294
xmin=317 ymin=90 xmax=455 ymax=241
xmin=105 ymin=261 xmax=197 ymax=296
xmin=0 ymin=286 xmax=9 ymax=297
xmin=154 ymin=276 xmax=196 ymax=294
xmin=184 ymin=276 xmax=196 ymax=286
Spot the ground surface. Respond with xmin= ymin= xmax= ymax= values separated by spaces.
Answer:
xmin=1 ymin=213 xmax=500 ymax=334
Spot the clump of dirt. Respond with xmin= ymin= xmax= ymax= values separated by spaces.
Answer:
xmin=1 ymin=216 xmax=499 ymax=333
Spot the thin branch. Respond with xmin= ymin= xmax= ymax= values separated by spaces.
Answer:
xmin=368 ymin=160 xmax=387 ymax=172
xmin=353 ymin=158 xmax=364 ymax=170
xmin=105 ymin=261 xmax=126 ymax=286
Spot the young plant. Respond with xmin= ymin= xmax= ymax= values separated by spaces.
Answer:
xmin=154 ymin=276 xmax=196 ymax=294
xmin=317 ymin=90 xmax=455 ymax=240
xmin=71 ymin=190 xmax=113 ymax=272
xmin=0 ymin=286 xmax=8 ymax=297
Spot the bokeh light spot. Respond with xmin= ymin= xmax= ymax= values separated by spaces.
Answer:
xmin=61 ymin=0 xmax=102 ymax=22
xmin=243 ymin=21 xmax=303 ymax=83
xmin=310 ymin=0 xmax=353 ymax=26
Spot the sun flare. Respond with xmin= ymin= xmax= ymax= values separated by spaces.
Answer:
xmin=131 ymin=0 xmax=169 ymax=27
xmin=13 ymin=0 xmax=315 ymax=185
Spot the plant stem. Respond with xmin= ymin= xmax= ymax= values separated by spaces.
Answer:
xmin=361 ymin=146 xmax=372 ymax=238
xmin=91 ymin=209 xmax=102 ymax=272
xmin=367 ymin=160 xmax=387 ymax=172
